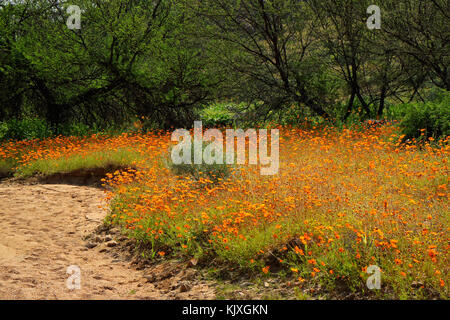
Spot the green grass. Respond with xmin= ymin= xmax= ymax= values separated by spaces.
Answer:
xmin=0 ymin=158 xmax=17 ymax=178
xmin=14 ymin=147 xmax=146 ymax=178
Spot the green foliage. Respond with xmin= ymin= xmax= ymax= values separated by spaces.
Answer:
xmin=399 ymin=91 xmax=450 ymax=141
xmin=0 ymin=158 xmax=17 ymax=178
xmin=0 ymin=117 xmax=126 ymax=141
xmin=0 ymin=0 xmax=214 ymax=129
xmin=199 ymin=102 xmax=237 ymax=127
xmin=0 ymin=0 xmax=449 ymax=131
xmin=269 ymin=103 xmax=331 ymax=128
xmin=0 ymin=117 xmax=51 ymax=141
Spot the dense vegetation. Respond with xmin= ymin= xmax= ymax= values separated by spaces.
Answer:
xmin=0 ymin=0 xmax=448 ymax=300
xmin=1 ymin=0 xmax=448 ymax=134
xmin=0 ymin=125 xmax=448 ymax=299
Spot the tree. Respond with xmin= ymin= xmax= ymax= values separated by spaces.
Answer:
xmin=1 ymin=0 xmax=215 ymax=129
xmin=193 ymin=0 xmax=334 ymax=119
xmin=383 ymin=0 xmax=450 ymax=91
xmin=307 ymin=0 xmax=428 ymax=120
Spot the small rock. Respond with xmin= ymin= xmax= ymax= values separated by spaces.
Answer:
xmin=85 ymin=242 xmax=97 ymax=249
xmin=264 ymin=281 xmax=270 ymax=288
xmin=188 ymin=258 xmax=198 ymax=267
xmin=105 ymin=235 xmax=113 ymax=242
xmin=106 ymin=240 xmax=117 ymax=247
xmin=181 ymin=268 xmax=197 ymax=281
xmin=345 ymin=293 xmax=355 ymax=299
xmin=179 ymin=282 xmax=191 ymax=293
xmin=144 ymin=274 xmax=156 ymax=283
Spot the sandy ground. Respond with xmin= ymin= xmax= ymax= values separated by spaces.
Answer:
xmin=0 ymin=183 xmax=215 ymax=300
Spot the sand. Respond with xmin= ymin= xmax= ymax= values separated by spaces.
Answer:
xmin=0 ymin=183 xmax=215 ymax=299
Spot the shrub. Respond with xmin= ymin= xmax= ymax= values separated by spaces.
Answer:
xmin=58 ymin=122 xmax=98 ymax=137
xmin=0 ymin=117 xmax=51 ymax=141
xmin=0 ymin=158 xmax=16 ymax=178
xmin=398 ymin=90 xmax=450 ymax=141
xmin=199 ymin=102 xmax=236 ymax=128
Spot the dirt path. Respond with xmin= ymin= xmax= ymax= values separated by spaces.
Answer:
xmin=0 ymin=183 xmax=215 ymax=299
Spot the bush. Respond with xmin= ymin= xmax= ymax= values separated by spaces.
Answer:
xmin=0 ymin=117 xmax=121 ymax=141
xmin=199 ymin=102 xmax=236 ymax=128
xmin=58 ymin=122 xmax=98 ymax=137
xmin=399 ymin=90 xmax=450 ymax=141
xmin=0 ymin=158 xmax=16 ymax=178
xmin=0 ymin=117 xmax=51 ymax=141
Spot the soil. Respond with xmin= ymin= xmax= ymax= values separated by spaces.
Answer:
xmin=0 ymin=182 xmax=216 ymax=299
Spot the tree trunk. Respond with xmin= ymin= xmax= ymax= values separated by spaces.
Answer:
xmin=378 ymin=85 xmax=387 ymax=118
xmin=344 ymin=90 xmax=356 ymax=121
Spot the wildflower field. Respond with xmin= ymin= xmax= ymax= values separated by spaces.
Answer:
xmin=1 ymin=124 xmax=448 ymax=299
